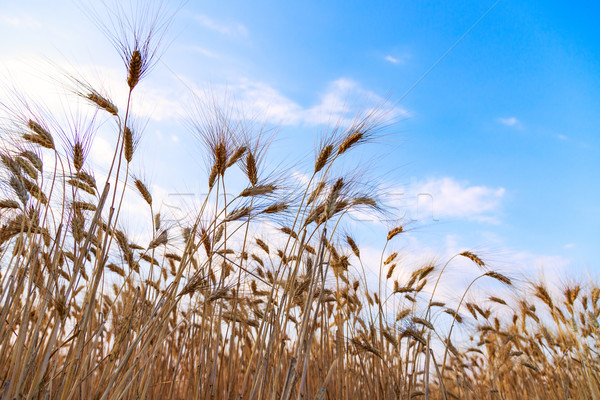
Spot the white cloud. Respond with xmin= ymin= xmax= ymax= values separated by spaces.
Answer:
xmin=291 ymin=171 xmax=311 ymax=186
xmin=497 ymin=116 xmax=521 ymax=128
xmin=301 ymin=78 xmax=407 ymax=125
xmin=0 ymin=57 xmax=185 ymax=123
xmin=355 ymin=230 xmax=576 ymax=326
xmin=505 ymin=251 xmax=574 ymax=296
xmin=356 ymin=234 xmax=497 ymax=317
xmin=0 ymin=14 xmax=41 ymax=29
xmin=502 ymin=251 xmax=571 ymax=276
xmin=388 ymin=177 xmax=505 ymax=223
xmin=185 ymin=77 xmax=408 ymax=128
xmin=530 ymin=254 xmax=571 ymax=271
xmin=194 ymin=14 xmax=248 ymax=37
xmin=132 ymin=85 xmax=185 ymax=122
xmin=234 ymin=78 xmax=305 ymax=125
xmin=347 ymin=177 xmax=504 ymax=226
xmin=89 ymin=135 xmax=115 ymax=168
xmin=0 ymin=56 xmax=406 ymax=128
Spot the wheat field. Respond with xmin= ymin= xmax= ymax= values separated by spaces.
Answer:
xmin=0 ymin=3 xmax=598 ymax=400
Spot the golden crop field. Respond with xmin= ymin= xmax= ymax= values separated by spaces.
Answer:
xmin=0 ymin=2 xmax=598 ymax=399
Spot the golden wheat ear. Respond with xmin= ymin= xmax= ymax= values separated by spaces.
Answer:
xmin=127 ymin=50 xmax=142 ymax=90
xmin=133 ymin=178 xmax=152 ymax=206
xmin=87 ymin=91 xmax=118 ymax=116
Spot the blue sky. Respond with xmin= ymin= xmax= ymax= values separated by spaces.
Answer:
xmin=1 ymin=0 xmax=599 ymax=286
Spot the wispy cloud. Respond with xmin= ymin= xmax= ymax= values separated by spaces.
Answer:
xmin=190 ymin=46 xmax=221 ymax=59
xmin=0 ymin=14 xmax=41 ymax=29
xmin=194 ymin=14 xmax=248 ymax=37
xmin=497 ymin=116 xmax=521 ymax=128
xmin=384 ymin=54 xmax=409 ymax=65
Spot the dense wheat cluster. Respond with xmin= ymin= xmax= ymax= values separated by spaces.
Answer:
xmin=0 ymin=3 xmax=598 ymax=400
